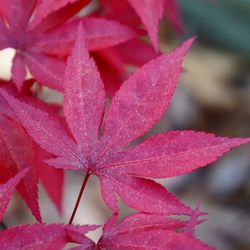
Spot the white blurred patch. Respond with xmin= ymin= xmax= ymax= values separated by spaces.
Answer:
xmin=0 ymin=48 xmax=15 ymax=80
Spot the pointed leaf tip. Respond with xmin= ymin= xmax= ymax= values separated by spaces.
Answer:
xmin=77 ymin=22 xmax=84 ymax=34
xmin=74 ymin=22 xmax=84 ymax=44
xmin=0 ymin=168 xmax=30 ymax=221
xmin=127 ymin=0 xmax=164 ymax=52
xmin=175 ymin=37 xmax=195 ymax=57
xmin=75 ymin=23 xmax=89 ymax=59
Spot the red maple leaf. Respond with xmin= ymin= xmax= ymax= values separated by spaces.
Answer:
xmin=0 ymin=0 xmax=136 ymax=91
xmin=0 ymin=224 xmax=98 ymax=249
xmin=1 ymin=26 xmax=249 ymax=219
xmin=96 ymin=213 xmax=214 ymax=250
xmin=97 ymin=0 xmax=184 ymax=51
xmin=0 ymin=87 xmax=64 ymax=221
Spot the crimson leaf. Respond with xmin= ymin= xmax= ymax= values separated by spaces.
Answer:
xmin=0 ymin=89 xmax=64 ymax=220
xmin=0 ymin=115 xmax=41 ymax=222
xmin=164 ymin=0 xmax=184 ymax=34
xmin=0 ymin=0 xmax=136 ymax=90
xmin=98 ymin=0 xmax=184 ymax=51
xmin=2 ymin=26 xmax=249 ymax=218
xmin=127 ymin=0 xmax=164 ymax=51
xmin=97 ymin=213 xmax=214 ymax=250
xmin=0 ymin=224 xmax=98 ymax=250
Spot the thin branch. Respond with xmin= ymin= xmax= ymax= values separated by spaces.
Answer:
xmin=68 ymin=170 xmax=91 ymax=224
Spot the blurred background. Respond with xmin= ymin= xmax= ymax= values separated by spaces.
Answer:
xmin=1 ymin=0 xmax=250 ymax=249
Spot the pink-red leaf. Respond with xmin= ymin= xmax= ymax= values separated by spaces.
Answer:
xmin=0 ymin=168 xmax=29 ymax=221
xmin=0 ymin=18 xmax=9 ymax=50
xmin=102 ymin=213 xmax=186 ymax=236
xmin=3 ymin=36 xmax=250 ymax=221
xmin=36 ymin=17 xmax=137 ymax=55
xmin=97 ymin=0 xmax=184 ymax=50
xmin=99 ymin=171 xmax=193 ymax=215
xmin=22 ymin=52 xmax=64 ymax=91
xmin=113 ymin=38 xmax=158 ymax=66
xmin=0 ymin=115 xmax=41 ymax=222
xmin=99 ymin=230 xmax=214 ymax=249
xmin=63 ymin=25 xmax=105 ymax=161
xmin=164 ymin=0 xmax=184 ymax=34
xmin=99 ymin=131 xmax=250 ymax=178
xmin=100 ymin=38 xmax=194 ymax=156
xmin=92 ymin=39 xmax=158 ymax=96
xmin=98 ymin=213 xmax=213 ymax=250
xmin=29 ymin=0 xmax=90 ymax=33
xmin=0 ymin=0 xmax=141 ymax=92
xmin=0 ymin=224 xmax=97 ymax=250
xmin=127 ymin=0 xmax=164 ymax=51
xmin=98 ymin=0 xmax=140 ymax=27
xmin=30 ymin=0 xmax=89 ymax=30
xmin=0 ymin=90 xmax=86 ymax=171
xmin=0 ymin=0 xmax=36 ymax=32
xmin=92 ymin=48 xmax=127 ymax=97
xmin=0 ymin=91 xmax=65 ymax=216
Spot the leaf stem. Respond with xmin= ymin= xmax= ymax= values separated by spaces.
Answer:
xmin=68 ymin=170 xmax=91 ymax=224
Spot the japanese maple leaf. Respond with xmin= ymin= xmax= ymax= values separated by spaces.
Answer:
xmin=0 ymin=87 xmax=64 ymax=222
xmin=0 ymin=114 xmax=41 ymax=222
xmin=0 ymin=224 xmax=98 ymax=250
xmin=2 ymin=26 xmax=250 ymax=218
xmin=96 ymin=213 xmax=214 ymax=250
xmin=0 ymin=168 xmax=29 ymax=221
xmin=98 ymin=0 xmax=183 ymax=51
xmin=0 ymin=0 xmax=136 ymax=91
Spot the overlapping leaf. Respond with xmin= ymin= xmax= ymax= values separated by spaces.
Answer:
xmin=0 ymin=112 xmax=41 ymax=222
xmin=97 ymin=213 xmax=213 ymax=250
xmin=127 ymin=0 xmax=164 ymax=51
xmin=0 ymin=0 xmax=182 ymax=95
xmin=0 ymin=168 xmax=29 ymax=221
xmin=0 ymin=88 xmax=64 ymax=221
xmin=36 ymin=146 xmax=65 ymax=214
xmin=0 ymin=224 xmax=98 ymax=250
xmin=35 ymin=17 xmax=137 ymax=56
xmin=0 ymin=0 xmax=136 ymax=90
xmin=92 ymin=38 xmax=158 ymax=96
xmin=2 ymin=26 xmax=249 ymax=219
xmin=98 ymin=0 xmax=184 ymax=50
xmin=164 ymin=0 xmax=184 ymax=34
xmin=29 ymin=0 xmax=91 ymax=30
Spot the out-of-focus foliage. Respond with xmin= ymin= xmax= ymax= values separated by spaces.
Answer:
xmin=179 ymin=0 xmax=250 ymax=59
